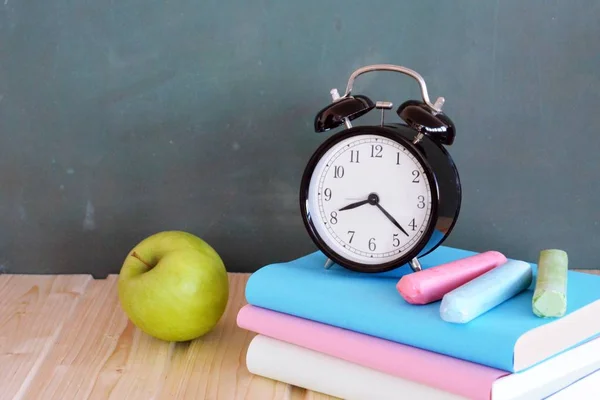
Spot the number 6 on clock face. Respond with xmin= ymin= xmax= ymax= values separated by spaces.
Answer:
xmin=300 ymin=128 xmax=442 ymax=272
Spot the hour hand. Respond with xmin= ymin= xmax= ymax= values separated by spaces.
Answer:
xmin=339 ymin=199 xmax=369 ymax=211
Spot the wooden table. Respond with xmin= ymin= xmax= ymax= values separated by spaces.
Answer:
xmin=3 ymin=270 xmax=598 ymax=400
xmin=0 ymin=273 xmax=337 ymax=400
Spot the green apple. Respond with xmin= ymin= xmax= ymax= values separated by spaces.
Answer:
xmin=117 ymin=230 xmax=229 ymax=342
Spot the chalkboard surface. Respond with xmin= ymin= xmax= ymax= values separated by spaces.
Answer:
xmin=1 ymin=1 xmax=599 ymax=275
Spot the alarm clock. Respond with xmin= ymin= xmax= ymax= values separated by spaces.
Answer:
xmin=299 ymin=64 xmax=461 ymax=273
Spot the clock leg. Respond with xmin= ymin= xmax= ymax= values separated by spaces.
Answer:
xmin=409 ymin=258 xmax=422 ymax=272
xmin=324 ymin=258 xmax=335 ymax=269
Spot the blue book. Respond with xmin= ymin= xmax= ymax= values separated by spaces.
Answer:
xmin=244 ymin=246 xmax=600 ymax=372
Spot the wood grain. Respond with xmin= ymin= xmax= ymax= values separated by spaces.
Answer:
xmin=2 ymin=270 xmax=597 ymax=400
xmin=21 ymin=275 xmax=131 ymax=400
xmin=0 ymin=273 xmax=338 ymax=400
xmin=0 ymin=275 xmax=92 ymax=400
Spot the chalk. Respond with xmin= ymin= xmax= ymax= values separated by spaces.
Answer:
xmin=440 ymin=260 xmax=533 ymax=324
xmin=532 ymin=249 xmax=568 ymax=318
xmin=396 ymin=251 xmax=507 ymax=305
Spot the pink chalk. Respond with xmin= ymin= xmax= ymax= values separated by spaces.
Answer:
xmin=396 ymin=251 xmax=507 ymax=305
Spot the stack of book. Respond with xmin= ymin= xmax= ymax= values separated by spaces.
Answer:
xmin=237 ymin=246 xmax=600 ymax=399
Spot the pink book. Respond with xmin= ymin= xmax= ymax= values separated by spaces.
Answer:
xmin=237 ymin=304 xmax=600 ymax=400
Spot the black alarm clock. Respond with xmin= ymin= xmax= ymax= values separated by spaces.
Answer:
xmin=299 ymin=64 xmax=461 ymax=273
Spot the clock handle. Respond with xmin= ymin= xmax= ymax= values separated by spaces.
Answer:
xmin=342 ymin=64 xmax=445 ymax=113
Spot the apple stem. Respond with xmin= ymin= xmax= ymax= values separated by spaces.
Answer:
xmin=131 ymin=251 xmax=153 ymax=270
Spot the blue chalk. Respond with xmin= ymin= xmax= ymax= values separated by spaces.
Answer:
xmin=440 ymin=260 xmax=533 ymax=324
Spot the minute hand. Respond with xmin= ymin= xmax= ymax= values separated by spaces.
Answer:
xmin=375 ymin=203 xmax=409 ymax=237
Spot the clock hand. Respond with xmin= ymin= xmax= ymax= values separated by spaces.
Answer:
xmin=339 ymin=199 xmax=369 ymax=211
xmin=340 ymin=193 xmax=380 ymax=211
xmin=374 ymin=203 xmax=410 ymax=237
xmin=339 ymin=193 xmax=410 ymax=237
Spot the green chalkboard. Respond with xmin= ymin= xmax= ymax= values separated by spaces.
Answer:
xmin=1 ymin=0 xmax=599 ymax=275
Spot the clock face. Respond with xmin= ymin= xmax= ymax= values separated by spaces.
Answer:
xmin=304 ymin=132 xmax=435 ymax=267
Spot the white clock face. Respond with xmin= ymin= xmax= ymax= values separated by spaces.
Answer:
xmin=306 ymin=133 xmax=434 ymax=266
